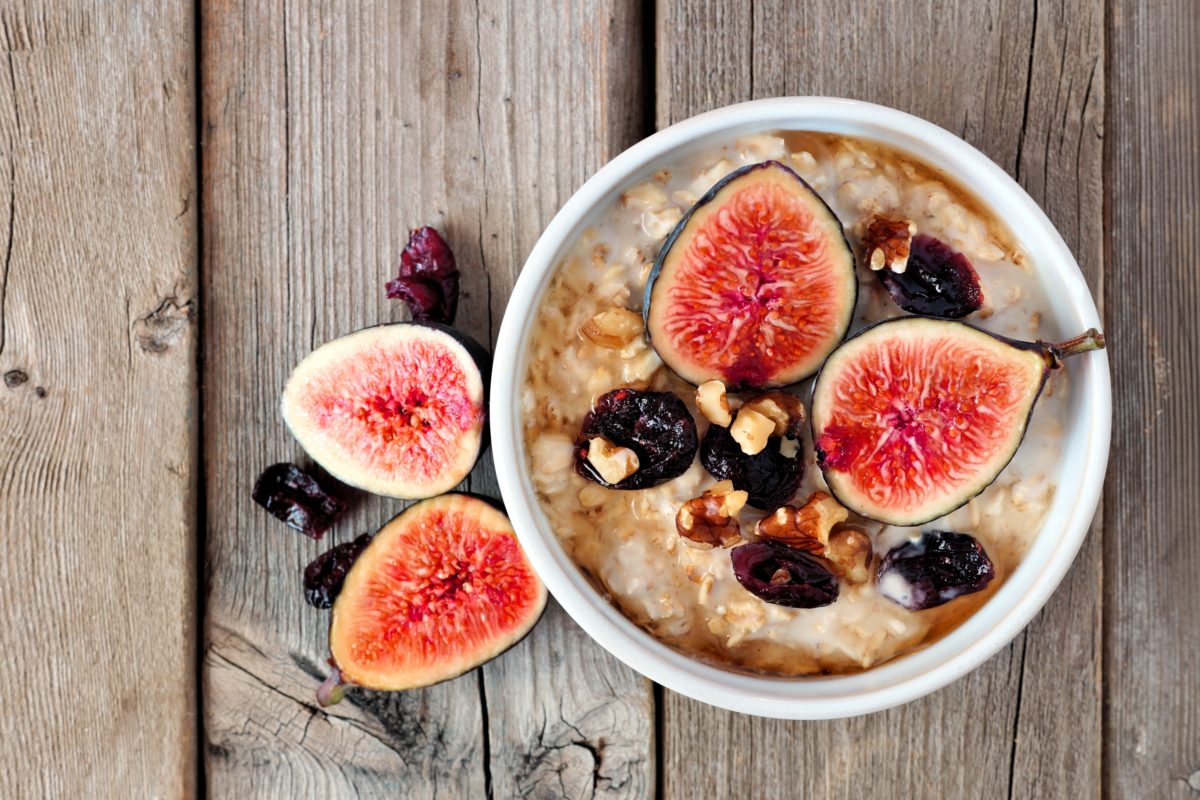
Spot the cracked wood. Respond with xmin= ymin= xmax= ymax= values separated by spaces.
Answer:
xmin=201 ymin=2 xmax=651 ymax=798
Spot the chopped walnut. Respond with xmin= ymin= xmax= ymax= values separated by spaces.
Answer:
xmin=739 ymin=391 xmax=805 ymax=438
xmin=755 ymin=491 xmax=849 ymax=555
xmin=862 ymin=214 xmax=917 ymax=274
xmin=696 ymin=380 xmax=732 ymax=426
xmin=675 ymin=480 xmax=748 ymax=549
xmin=586 ymin=437 xmax=640 ymax=485
xmin=825 ymin=527 xmax=872 ymax=584
xmin=730 ymin=407 xmax=774 ymax=455
xmin=580 ymin=308 xmax=644 ymax=349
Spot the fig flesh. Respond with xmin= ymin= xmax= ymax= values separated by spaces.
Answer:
xmin=282 ymin=322 xmax=489 ymax=500
xmin=811 ymin=317 xmax=1105 ymax=526
xmin=323 ymin=494 xmax=546 ymax=700
xmin=644 ymin=161 xmax=857 ymax=390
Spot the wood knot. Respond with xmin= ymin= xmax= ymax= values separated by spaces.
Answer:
xmin=133 ymin=296 xmax=193 ymax=354
xmin=3 ymin=369 xmax=28 ymax=388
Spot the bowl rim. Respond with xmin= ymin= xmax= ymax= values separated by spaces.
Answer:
xmin=490 ymin=96 xmax=1111 ymax=719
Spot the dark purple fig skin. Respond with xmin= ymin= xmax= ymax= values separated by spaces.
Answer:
xmin=304 ymin=533 xmax=373 ymax=608
xmin=877 ymin=531 xmax=994 ymax=610
xmin=642 ymin=160 xmax=858 ymax=389
xmin=575 ymin=389 xmax=698 ymax=490
xmin=731 ymin=540 xmax=839 ymax=608
xmin=875 ymin=234 xmax=982 ymax=318
xmin=700 ymin=424 xmax=804 ymax=511
xmin=252 ymin=463 xmax=346 ymax=539
xmin=810 ymin=316 xmax=1105 ymax=525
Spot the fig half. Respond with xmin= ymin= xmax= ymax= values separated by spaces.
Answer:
xmin=644 ymin=161 xmax=857 ymax=390
xmin=811 ymin=317 xmax=1105 ymax=526
xmin=282 ymin=322 xmax=489 ymax=499
xmin=322 ymin=494 xmax=546 ymax=702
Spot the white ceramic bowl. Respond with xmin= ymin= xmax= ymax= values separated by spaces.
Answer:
xmin=491 ymin=97 xmax=1111 ymax=719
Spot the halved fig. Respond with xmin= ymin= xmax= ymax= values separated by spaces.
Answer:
xmin=321 ymin=494 xmax=546 ymax=702
xmin=811 ymin=317 xmax=1105 ymax=526
xmin=644 ymin=161 xmax=857 ymax=390
xmin=282 ymin=323 xmax=488 ymax=499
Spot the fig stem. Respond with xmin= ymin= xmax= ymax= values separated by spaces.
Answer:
xmin=1047 ymin=328 xmax=1106 ymax=367
xmin=316 ymin=666 xmax=352 ymax=707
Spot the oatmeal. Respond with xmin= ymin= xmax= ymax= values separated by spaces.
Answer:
xmin=521 ymin=131 xmax=1070 ymax=675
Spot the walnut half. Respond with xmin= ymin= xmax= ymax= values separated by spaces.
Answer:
xmin=739 ymin=391 xmax=805 ymax=438
xmin=676 ymin=480 xmax=748 ymax=549
xmin=755 ymin=492 xmax=873 ymax=584
xmin=862 ymin=214 xmax=917 ymax=274
xmin=755 ymin=491 xmax=848 ymax=554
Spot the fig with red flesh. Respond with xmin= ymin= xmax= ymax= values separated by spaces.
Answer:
xmin=319 ymin=494 xmax=546 ymax=704
xmin=644 ymin=161 xmax=857 ymax=390
xmin=282 ymin=322 xmax=488 ymax=500
xmin=811 ymin=317 xmax=1105 ymax=526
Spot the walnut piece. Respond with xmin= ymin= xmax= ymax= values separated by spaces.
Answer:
xmin=862 ymin=214 xmax=917 ymax=274
xmin=675 ymin=480 xmax=748 ymax=549
xmin=586 ymin=437 xmax=640 ymax=484
xmin=755 ymin=491 xmax=849 ymax=555
xmin=696 ymin=380 xmax=732 ymax=427
xmin=740 ymin=391 xmax=805 ymax=438
xmin=730 ymin=407 xmax=774 ymax=455
xmin=580 ymin=308 xmax=644 ymax=349
xmin=826 ymin=527 xmax=872 ymax=584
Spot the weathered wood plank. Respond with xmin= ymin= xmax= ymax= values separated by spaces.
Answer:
xmin=0 ymin=1 xmax=197 ymax=797
xmin=656 ymin=1 xmax=1104 ymax=796
xmin=473 ymin=3 xmax=655 ymax=799
xmin=1105 ymin=1 xmax=1200 ymax=796
xmin=202 ymin=1 xmax=652 ymax=796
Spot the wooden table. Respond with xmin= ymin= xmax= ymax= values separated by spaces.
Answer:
xmin=2 ymin=1 xmax=1196 ymax=797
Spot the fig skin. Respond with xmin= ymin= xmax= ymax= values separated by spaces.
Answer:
xmin=282 ymin=322 xmax=491 ymax=500
xmin=643 ymin=160 xmax=858 ymax=390
xmin=810 ymin=317 xmax=1105 ymax=526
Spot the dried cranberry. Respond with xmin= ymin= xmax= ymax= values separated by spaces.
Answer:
xmin=731 ymin=541 xmax=839 ymax=608
xmin=575 ymin=389 xmax=698 ymax=490
xmin=877 ymin=531 xmax=994 ymax=610
xmin=386 ymin=226 xmax=460 ymax=323
xmin=700 ymin=424 xmax=803 ymax=511
xmin=304 ymin=533 xmax=373 ymax=608
xmin=875 ymin=234 xmax=983 ymax=318
xmin=251 ymin=463 xmax=346 ymax=539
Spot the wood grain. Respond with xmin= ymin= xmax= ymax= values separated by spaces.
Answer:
xmin=657 ymin=1 xmax=1104 ymax=796
xmin=0 ymin=1 xmax=198 ymax=797
xmin=201 ymin=1 xmax=651 ymax=796
xmin=1105 ymin=0 xmax=1200 ymax=796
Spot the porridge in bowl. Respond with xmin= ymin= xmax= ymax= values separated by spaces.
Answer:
xmin=520 ymin=131 xmax=1102 ymax=675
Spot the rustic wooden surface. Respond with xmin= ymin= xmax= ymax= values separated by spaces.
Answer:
xmin=0 ymin=1 xmax=199 ymax=798
xmin=1105 ymin=0 xmax=1200 ymax=797
xmin=3 ymin=0 xmax=1197 ymax=797
xmin=200 ymin=1 xmax=651 ymax=797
